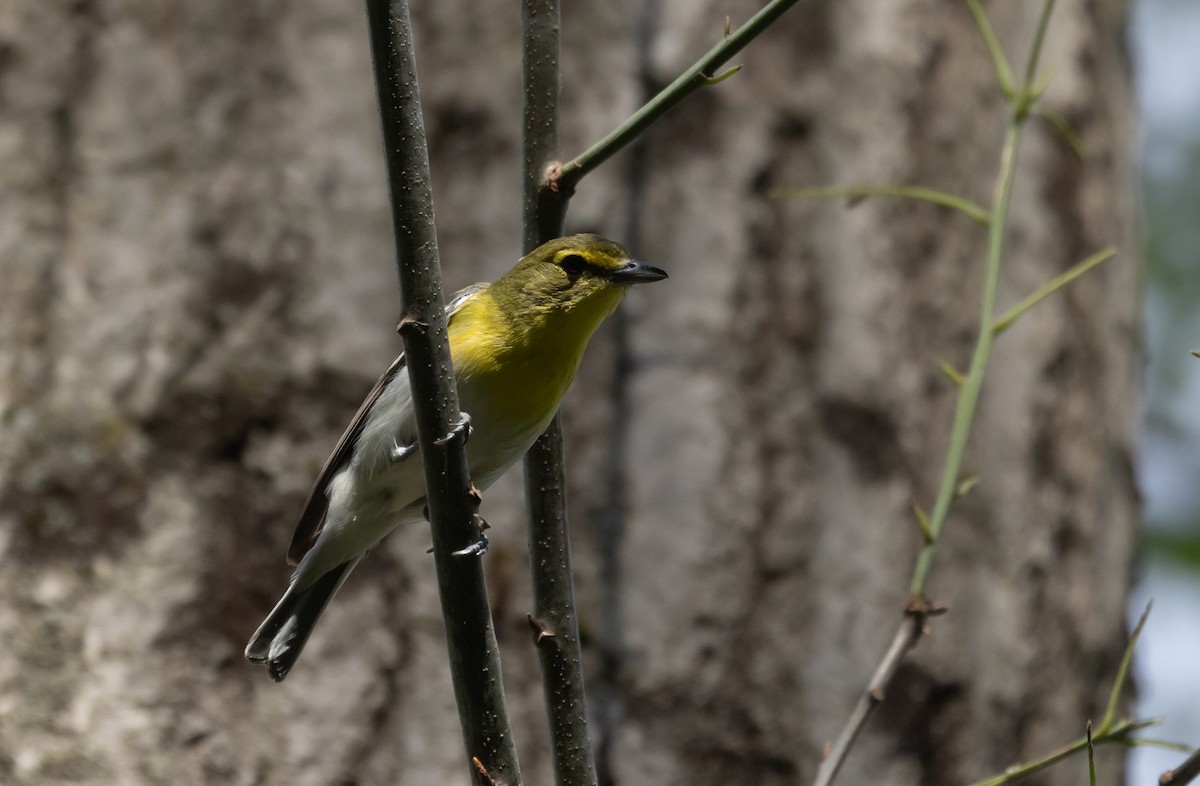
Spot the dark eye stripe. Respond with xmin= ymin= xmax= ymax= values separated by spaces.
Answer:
xmin=559 ymin=254 xmax=611 ymax=279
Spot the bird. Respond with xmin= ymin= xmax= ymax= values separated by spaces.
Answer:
xmin=245 ymin=233 xmax=667 ymax=681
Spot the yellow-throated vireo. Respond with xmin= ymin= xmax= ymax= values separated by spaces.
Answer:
xmin=246 ymin=233 xmax=667 ymax=680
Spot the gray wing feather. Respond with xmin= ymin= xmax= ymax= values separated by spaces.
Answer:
xmin=285 ymin=282 xmax=487 ymax=565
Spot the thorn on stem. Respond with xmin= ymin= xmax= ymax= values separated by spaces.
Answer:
xmin=910 ymin=500 xmax=934 ymax=544
xmin=938 ymin=360 xmax=967 ymax=387
xmin=396 ymin=314 xmax=428 ymax=336
xmin=955 ymin=476 xmax=980 ymax=498
xmin=702 ymin=64 xmax=742 ymax=85
xmin=724 ymin=15 xmax=732 ymax=38
xmin=472 ymin=755 xmax=501 ymax=786
xmin=527 ymin=614 xmax=557 ymax=645
xmin=905 ymin=596 xmax=949 ymax=618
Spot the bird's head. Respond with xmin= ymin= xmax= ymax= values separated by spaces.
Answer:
xmin=492 ymin=234 xmax=667 ymax=325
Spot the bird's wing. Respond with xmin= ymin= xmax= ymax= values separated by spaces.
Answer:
xmin=286 ymin=282 xmax=488 ymax=566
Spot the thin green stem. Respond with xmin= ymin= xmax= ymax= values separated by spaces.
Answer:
xmin=908 ymin=117 xmax=1021 ymax=598
xmin=556 ymin=0 xmax=801 ymax=193
xmin=1034 ymin=107 xmax=1084 ymax=160
xmin=964 ymin=604 xmax=1183 ymax=786
xmin=991 ymin=247 xmax=1115 ymax=336
xmin=1100 ymin=601 xmax=1151 ymax=732
xmin=1021 ymin=0 xmax=1058 ymax=96
xmin=965 ymin=719 xmax=1161 ymax=786
xmin=965 ymin=0 xmax=1016 ymax=95
xmin=901 ymin=0 xmax=1068 ymax=589
xmin=1136 ymin=739 xmax=1196 ymax=754
xmin=778 ymin=185 xmax=991 ymax=226
xmin=1087 ymin=722 xmax=1097 ymax=786
xmin=813 ymin=5 xmax=1071 ymax=783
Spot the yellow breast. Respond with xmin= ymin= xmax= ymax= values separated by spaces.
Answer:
xmin=447 ymin=286 xmax=620 ymax=435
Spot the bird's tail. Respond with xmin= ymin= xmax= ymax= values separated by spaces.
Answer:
xmin=244 ymin=558 xmax=359 ymax=682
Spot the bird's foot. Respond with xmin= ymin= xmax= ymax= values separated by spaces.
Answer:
xmin=451 ymin=533 xmax=489 ymax=558
xmin=451 ymin=514 xmax=491 ymax=558
xmin=390 ymin=437 xmax=417 ymax=463
xmin=434 ymin=412 xmax=472 ymax=446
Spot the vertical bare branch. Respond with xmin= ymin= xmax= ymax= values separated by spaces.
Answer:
xmin=519 ymin=4 xmax=804 ymax=783
xmin=522 ymin=0 xmax=568 ymax=248
xmin=363 ymin=1 xmax=522 ymax=782
xmin=521 ymin=1 xmax=597 ymax=785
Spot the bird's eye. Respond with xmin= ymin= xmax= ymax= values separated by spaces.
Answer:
xmin=559 ymin=253 xmax=588 ymax=276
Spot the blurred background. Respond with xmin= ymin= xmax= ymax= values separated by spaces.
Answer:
xmin=0 ymin=1 xmax=1187 ymax=784
xmin=1131 ymin=0 xmax=1200 ymax=780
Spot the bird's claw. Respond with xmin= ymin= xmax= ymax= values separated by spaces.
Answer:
xmin=451 ymin=533 xmax=489 ymax=558
xmin=390 ymin=437 xmax=417 ymax=463
xmin=435 ymin=412 xmax=473 ymax=446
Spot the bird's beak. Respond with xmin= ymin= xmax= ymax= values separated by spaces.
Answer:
xmin=608 ymin=259 xmax=668 ymax=284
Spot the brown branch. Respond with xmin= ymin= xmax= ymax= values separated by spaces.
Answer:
xmin=1162 ymin=748 xmax=1200 ymax=786
xmin=814 ymin=602 xmax=945 ymax=786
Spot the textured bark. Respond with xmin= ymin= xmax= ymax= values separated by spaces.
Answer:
xmin=0 ymin=1 xmax=1137 ymax=785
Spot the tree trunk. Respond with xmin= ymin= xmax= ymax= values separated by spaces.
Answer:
xmin=0 ymin=1 xmax=1137 ymax=785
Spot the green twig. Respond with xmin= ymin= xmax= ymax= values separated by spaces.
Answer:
xmin=554 ymin=0 xmax=802 ymax=194
xmin=812 ymin=4 xmax=1078 ymax=784
xmin=965 ymin=718 xmax=1161 ymax=786
xmin=1135 ymin=739 xmax=1195 ymax=754
xmin=1020 ymin=0 xmax=1058 ymax=97
xmin=1087 ymin=721 xmax=1097 ymax=786
xmin=911 ymin=500 xmax=934 ymax=544
xmin=991 ymin=247 xmax=1116 ymax=335
xmin=955 ymin=476 xmax=979 ymax=498
xmin=363 ymin=1 xmax=522 ymax=783
xmin=965 ymin=0 xmax=1016 ymax=96
xmin=778 ymin=185 xmax=991 ymax=226
xmin=907 ymin=116 xmax=1021 ymax=598
xmin=1099 ymin=600 xmax=1150 ymax=732
xmin=939 ymin=360 xmax=967 ymax=387
xmin=962 ymin=605 xmax=1178 ymax=786
xmin=1037 ymin=107 xmax=1084 ymax=158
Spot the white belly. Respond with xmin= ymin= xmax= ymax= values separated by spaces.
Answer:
xmin=293 ymin=368 xmax=552 ymax=585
